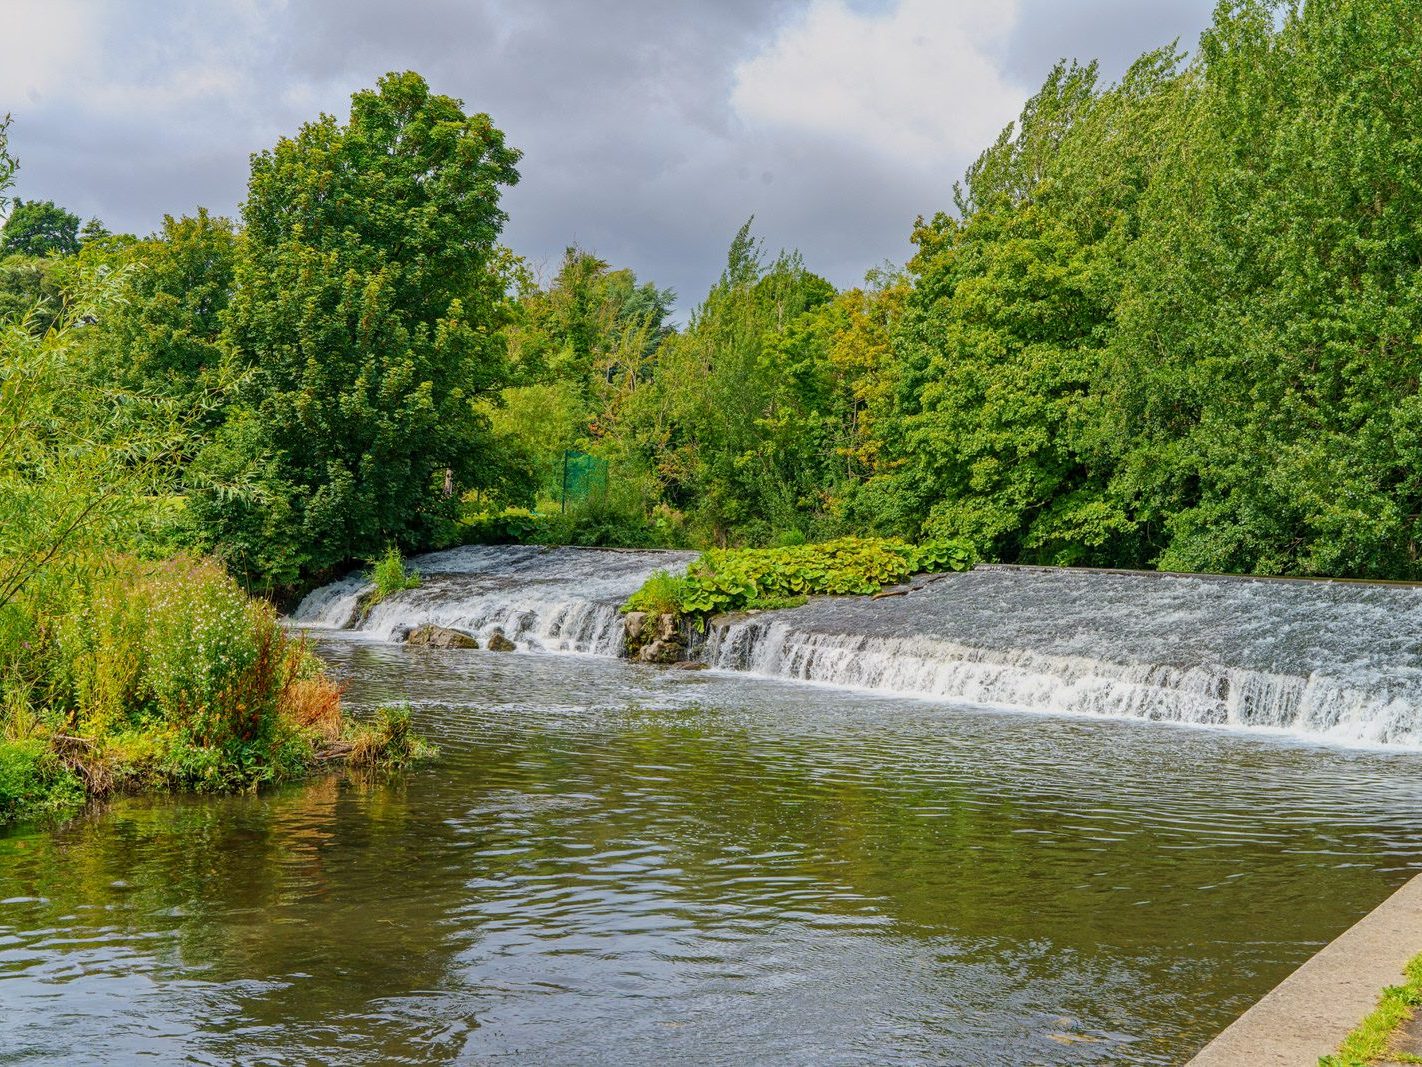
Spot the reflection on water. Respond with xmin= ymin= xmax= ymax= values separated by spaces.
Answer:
xmin=3 ymin=642 xmax=1422 ymax=1065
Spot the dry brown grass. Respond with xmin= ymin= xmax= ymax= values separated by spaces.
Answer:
xmin=281 ymin=675 xmax=344 ymax=741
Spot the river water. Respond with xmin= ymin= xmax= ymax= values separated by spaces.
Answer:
xmin=4 ymin=637 xmax=1422 ymax=1065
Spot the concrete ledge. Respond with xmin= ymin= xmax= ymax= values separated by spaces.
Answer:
xmin=1188 ymin=873 xmax=1422 ymax=1065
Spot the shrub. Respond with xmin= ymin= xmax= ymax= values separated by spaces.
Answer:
xmin=0 ymin=739 xmax=83 ymax=824
xmin=368 ymin=546 xmax=421 ymax=606
xmin=347 ymin=704 xmax=437 ymax=771
xmin=0 ymin=553 xmax=444 ymax=824
xmin=461 ymin=507 xmax=548 ymax=544
xmin=462 ymin=502 xmax=688 ymax=550
xmin=623 ymin=569 xmax=690 ymax=616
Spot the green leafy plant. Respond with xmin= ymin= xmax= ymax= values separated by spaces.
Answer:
xmin=625 ymin=536 xmax=974 ymax=621
xmin=461 ymin=507 xmax=548 ymax=544
xmin=368 ymin=546 xmax=421 ymax=606
xmin=347 ymin=704 xmax=438 ymax=771
xmin=623 ymin=569 xmax=690 ymax=616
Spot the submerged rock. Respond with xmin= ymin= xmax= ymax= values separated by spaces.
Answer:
xmin=405 ymin=625 xmax=479 ymax=650
xmin=486 ymin=630 xmax=517 ymax=652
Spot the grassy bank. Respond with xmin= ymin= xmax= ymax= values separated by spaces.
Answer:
xmin=1322 ymin=953 xmax=1422 ymax=1065
xmin=0 ymin=555 xmax=433 ymax=828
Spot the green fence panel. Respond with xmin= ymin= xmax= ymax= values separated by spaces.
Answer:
xmin=561 ymin=450 xmax=608 ymax=511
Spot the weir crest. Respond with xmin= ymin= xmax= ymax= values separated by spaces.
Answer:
xmin=293 ymin=548 xmax=1422 ymax=748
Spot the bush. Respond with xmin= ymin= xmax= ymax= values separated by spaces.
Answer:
xmin=37 ymin=557 xmax=292 ymax=755
xmin=623 ymin=569 xmax=690 ymax=616
xmin=0 ymin=554 xmax=433 ymax=824
xmin=460 ymin=507 xmax=548 ymax=544
xmin=462 ymin=500 xmax=688 ymax=550
xmin=625 ymin=536 xmax=975 ymax=620
xmin=347 ymin=704 xmax=437 ymax=771
xmin=0 ymin=739 xmax=83 ymax=824
xmin=368 ymin=546 xmax=421 ymax=605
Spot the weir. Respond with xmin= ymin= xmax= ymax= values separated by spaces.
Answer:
xmin=292 ymin=544 xmax=696 ymax=655
xmin=295 ymin=548 xmax=1422 ymax=748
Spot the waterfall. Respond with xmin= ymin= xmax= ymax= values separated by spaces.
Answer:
xmin=702 ymin=567 xmax=1422 ymax=748
xmin=291 ymin=544 xmax=696 ymax=655
xmin=295 ymin=547 xmax=1422 ymax=747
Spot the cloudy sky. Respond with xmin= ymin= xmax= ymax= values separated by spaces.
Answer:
xmin=2 ymin=0 xmax=1213 ymax=310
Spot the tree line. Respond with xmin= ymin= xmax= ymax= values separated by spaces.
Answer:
xmin=5 ymin=0 xmax=1421 ymax=598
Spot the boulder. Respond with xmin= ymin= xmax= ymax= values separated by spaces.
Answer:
xmin=625 ymin=610 xmax=686 ymax=663
xmin=486 ymin=630 xmax=517 ymax=652
xmin=636 ymin=639 xmax=682 ymax=664
xmin=405 ymin=625 xmax=478 ymax=650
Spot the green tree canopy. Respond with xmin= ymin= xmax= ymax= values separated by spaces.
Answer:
xmin=198 ymin=71 xmax=521 ymax=592
xmin=1 ymin=198 xmax=81 ymax=257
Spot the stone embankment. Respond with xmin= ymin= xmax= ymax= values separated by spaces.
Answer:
xmin=1188 ymin=873 xmax=1422 ymax=1064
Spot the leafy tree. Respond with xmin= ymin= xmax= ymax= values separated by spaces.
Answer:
xmin=1 ymin=198 xmax=81 ymax=257
xmin=0 ymin=254 xmax=66 ymax=332
xmin=1103 ymin=0 xmax=1422 ymax=577
xmin=616 ymin=222 xmax=835 ymax=544
xmin=78 ymin=217 xmax=109 ymax=244
xmin=198 ymin=71 xmax=521 ymax=592
xmin=490 ymin=246 xmax=675 ymax=510
xmin=508 ymin=246 xmax=674 ymax=393
xmin=865 ymin=54 xmax=1182 ymax=563
xmin=82 ymin=209 xmax=237 ymax=401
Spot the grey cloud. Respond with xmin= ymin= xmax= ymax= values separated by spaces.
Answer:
xmin=5 ymin=1 xmax=1217 ymax=316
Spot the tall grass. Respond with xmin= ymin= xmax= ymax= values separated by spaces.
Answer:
xmin=0 ymin=554 xmax=422 ymax=825
xmin=367 ymin=546 xmax=421 ymax=606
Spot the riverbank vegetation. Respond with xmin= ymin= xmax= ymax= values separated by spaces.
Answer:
xmin=1322 ymin=951 xmax=1422 ymax=1066
xmin=11 ymin=2 xmax=1420 ymax=588
xmin=625 ymin=538 xmax=974 ymax=621
xmin=0 ymin=554 xmax=435 ymax=826
xmin=3 ymin=2 xmax=1421 ymax=814
xmin=479 ymin=0 xmax=1422 ymax=580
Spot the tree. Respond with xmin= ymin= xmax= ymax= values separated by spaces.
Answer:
xmin=1103 ymin=0 xmax=1422 ymax=578
xmin=82 ymin=209 xmax=237 ymax=400
xmin=78 ymin=217 xmax=109 ymax=244
xmin=616 ymin=221 xmax=835 ymax=544
xmin=492 ymin=246 xmax=674 ymax=508
xmin=1 ymin=198 xmax=81 ymax=257
xmin=200 ymin=71 xmax=521 ymax=592
xmin=0 ymin=134 xmax=187 ymax=611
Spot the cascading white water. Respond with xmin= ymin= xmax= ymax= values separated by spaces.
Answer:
xmin=700 ymin=566 xmax=1422 ymax=748
xmin=291 ymin=544 xmax=697 ymax=655
xmin=296 ymin=547 xmax=1422 ymax=747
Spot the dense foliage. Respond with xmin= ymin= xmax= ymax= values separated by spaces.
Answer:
xmin=12 ymin=4 xmax=1418 ymax=584
xmin=200 ymin=71 xmax=522 ymax=593
xmin=0 ymin=103 xmax=436 ymax=826
xmin=490 ymin=0 xmax=1422 ymax=580
xmin=0 ymin=197 xmax=80 ymax=257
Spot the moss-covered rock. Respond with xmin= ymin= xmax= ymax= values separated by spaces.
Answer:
xmin=486 ymin=630 xmax=517 ymax=652
xmin=405 ymin=625 xmax=479 ymax=650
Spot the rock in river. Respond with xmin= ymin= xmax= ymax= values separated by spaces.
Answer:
xmin=405 ymin=625 xmax=479 ymax=650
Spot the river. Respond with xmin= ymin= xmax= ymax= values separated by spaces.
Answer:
xmin=3 ymin=634 xmax=1422 ymax=1064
